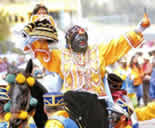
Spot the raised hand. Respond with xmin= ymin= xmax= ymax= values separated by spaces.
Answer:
xmin=135 ymin=9 xmax=151 ymax=33
xmin=140 ymin=11 xmax=150 ymax=28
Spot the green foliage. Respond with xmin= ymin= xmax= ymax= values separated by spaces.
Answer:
xmin=12 ymin=48 xmax=24 ymax=54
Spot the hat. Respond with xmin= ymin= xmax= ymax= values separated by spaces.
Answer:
xmin=43 ymin=92 xmax=64 ymax=107
xmin=107 ymin=73 xmax=123 ymax=90
xmin=0 ymin=87 xmax=9 ymax=101
xmin=24 ymin=16 xmax=58 ymax=42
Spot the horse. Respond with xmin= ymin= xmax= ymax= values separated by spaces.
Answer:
xmin=7 ymin=59 xmax=48 ymax=128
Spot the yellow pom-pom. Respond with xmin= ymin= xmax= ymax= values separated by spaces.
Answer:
xmin=6 ymin=85 xmax=10 ymax=91
xmin=16 ymin=73 xmax=26 ymax=84
xmin=18 ymin=111 xmax=28 ymax=120
xmin=26 ymin=77 xmax=35 ymax=87
xmin=125 ymin=125 xmax=132 ymax=128
xmin=4 ymin=112 xmax=12 ymax=121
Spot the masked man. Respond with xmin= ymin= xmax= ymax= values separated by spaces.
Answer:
xmin=24 ymin=13 xmax=150 ymax=96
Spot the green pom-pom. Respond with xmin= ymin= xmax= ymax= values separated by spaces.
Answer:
xmin=30 ymin=97 xmax=38 ymax=107
xmin=4 ymin=101 xmax=11 ymax=112
xmin=5 ymin=74 xmax=16 ymax=84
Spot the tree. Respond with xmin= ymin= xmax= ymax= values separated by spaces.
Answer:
xmin=0 ymin=10 xmax=10 ymax=41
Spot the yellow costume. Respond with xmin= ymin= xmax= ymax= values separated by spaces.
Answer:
xmin=135 ymin=102 xmax=155 ymax=121
xmin=31 ymin=31 xmax=143 ymax=96
xmin=45 ymin=111 xmax=69 ymax=128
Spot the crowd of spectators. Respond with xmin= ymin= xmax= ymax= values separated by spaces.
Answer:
xmin=109 ymin=49 xmax=155 ymax=107
xmin=0 ymin=55 xmax=25 ymax=73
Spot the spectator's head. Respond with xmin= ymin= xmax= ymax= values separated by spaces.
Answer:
xmin=151 ymin=50 xmax=155 ymax=57
xmin=0 ymin=57 xmax=3 ymax=64
xmin=136 ymin=52 xmax=143 ymax=57
xmin=32 ymin=4 xmax=48 ymax=15
xmin=119 ymin=57 xmax=127 ymax=68
xmin=3 ymin=57 xmax=8 ymax=63
xmin=130 ymin=55 xmax=138 ymax=64
xmin=129 ymin=55 xmax=141 ymax=69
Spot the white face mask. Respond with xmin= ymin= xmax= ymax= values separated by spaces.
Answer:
xmin=48 ymin=42 xmax=58 ymax=50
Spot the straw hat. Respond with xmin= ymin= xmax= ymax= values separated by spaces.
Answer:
xmin=24 ymin=16 xmax=58 ymax=42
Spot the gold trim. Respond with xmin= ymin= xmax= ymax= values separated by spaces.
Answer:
xmin=126 ymin=31 xmax=144 ymax=48
xmin=44 ymin=94 xmax=64 ymax=106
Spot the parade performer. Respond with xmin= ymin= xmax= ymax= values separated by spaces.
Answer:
xmin=24 ymin=13 xmax=150 ymax=96
xmin=108 ymin=73 xmax=155 ymax=126
xmin=107 ymin=73 xmax=138 ymax=128
xmin=107 ymin=73 xmax=128 ymax=102
xmin=43 ymin=92 xmax=79 ymax=128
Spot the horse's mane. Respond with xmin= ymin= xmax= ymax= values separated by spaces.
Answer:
xmin=64 ymin=91 xmax=109 ymax=128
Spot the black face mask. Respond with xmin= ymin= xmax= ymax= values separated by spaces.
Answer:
xmin=71 ymin=33 xmax=88 ymax=53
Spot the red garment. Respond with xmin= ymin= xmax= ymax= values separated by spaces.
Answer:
xmin=111 ymin=89 xmax=127 ymax=102
xmin=142 ymin=62 xmax=152 ymax=75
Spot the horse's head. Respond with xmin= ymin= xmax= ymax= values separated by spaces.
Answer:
xmin=10 ymin=79 xmax=31 ymax=113
xmin=10 ymin=59 xmax=33 ymax=113
xmin=6 ymin=59 xmax=48 ymax=128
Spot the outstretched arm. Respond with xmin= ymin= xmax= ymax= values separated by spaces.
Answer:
xmin=99 ymin=13 xmax=150 ymax=67
xmin=24 ymin=40 xmax=63 ymax=78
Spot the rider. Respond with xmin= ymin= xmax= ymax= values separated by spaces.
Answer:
xmin=107 ymin=73 xmax=155 ymax=126
xmin=24 ymin=12 xmax=150 ymax=96
xmin=107 ymin=73 xmax=137 ymax=128
xmin=43 ymin=92 xmax=79 ymax=128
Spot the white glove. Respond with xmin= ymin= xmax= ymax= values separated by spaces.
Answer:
xmin=135 ymin=13 xmax=150 ymax=33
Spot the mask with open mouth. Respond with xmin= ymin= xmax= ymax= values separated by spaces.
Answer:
xmin=66 ymin=25 xmax=88 ymax=53
xmin=71 ymin=33 xmax=88 ymax=53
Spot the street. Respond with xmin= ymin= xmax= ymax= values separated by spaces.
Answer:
xmin=139 ymin=119 xmax=155 ymax=128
